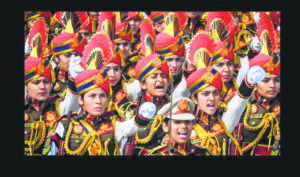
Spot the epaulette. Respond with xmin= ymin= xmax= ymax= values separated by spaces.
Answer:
xmin=146 ymin=144 xmax=168 ymax=155
xmin=217 ymin=101 xmax=227 ymax=114
xmin=233 ymin=69 xmax=239 ymax=78
xmin=123 ymin=74 xmax=136 ymax=83
xmin=119 ymin=101 xmax=138 ymax=113
xmin=48 ymin=95 xmax=59 ymax=102
xmin=56 ymin=111 xmax=78 ymax=122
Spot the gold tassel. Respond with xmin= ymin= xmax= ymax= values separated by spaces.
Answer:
xmin=104 ymin=138 xmax=110 ymax=155
xmin=222 ymin=138 xmax=226 ymax=155
xmin=134 ymin=115 xmax=163 ymax=144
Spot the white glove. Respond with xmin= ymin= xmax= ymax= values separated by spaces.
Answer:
xmin=69 ymin=54 xmax=84 ymax=79
xmin=138 ymin=102 xmax=157 ymax=119
xmin=24 ymin=38 xmax=31 ymax=55
xmin=247 ymin=65 xmax=266 ymax=86
xmin=250 ymin=35 xmax=261 ymax=53
xmin=253 ymin=12 xmax=260 ymax=25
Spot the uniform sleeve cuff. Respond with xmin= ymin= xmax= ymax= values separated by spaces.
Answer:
xmin=134 ymin=112 xmax=150 ymax=128
xmin=237 ymin=76 xmax=254 ymax=99
xmin=67 ymin=74 xmax=77 ymax=94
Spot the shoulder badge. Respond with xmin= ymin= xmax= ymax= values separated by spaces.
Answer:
xmin=97 ymin=122 xmax=114 ymax=135
xmin=25 ymin=112 xmax=30 ymax=122
xmin=45 ymin=111 xmax=58 ymax=127
xmin=115 ymin=90 xmax=126 ymax=105
xmin=251 ymin=103 xmax=258 ymax=114
xmin=272 ymin=104 xmax=280 ymax=116
xmin=73 ymin=124 xmax=84 ymax=134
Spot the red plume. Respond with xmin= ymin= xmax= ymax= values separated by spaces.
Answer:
xmin=187 ymin=32 xmax=215 ymax=68
xmin=140 ymin=19 xmax=156 ymax=57
xmin=80 ymin=33 xmax=113 ymax=69
xmin=96 ymin=12 xmax=116 ymax=41
xmin=256 ymin=14 xmax=276 ymax=53
xmin=163 ymin=12 xmax=187 ymax=36
xmin=53 ymin=11 xmax=89 ymax=33
xmin=206 ymin=12 xmax=238 ymax=41
xmin=28 ymin=18 xmax=48 ymax=48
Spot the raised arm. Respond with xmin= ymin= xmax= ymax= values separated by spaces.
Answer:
xmin=115 ymin=102 xmax=156 ymax=143
xmin=58 ymin=55 xmax=84 ymax=115
xmin=222 ymin=65 xmax=266 ymax=133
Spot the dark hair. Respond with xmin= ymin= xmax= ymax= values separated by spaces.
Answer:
xmin=192 ymin=93 xmax=199 ymax=101
xmin=163 ymin=117 xmax=170 ymax=125
xmin=80 ymin=93 xmax=85 ymax=101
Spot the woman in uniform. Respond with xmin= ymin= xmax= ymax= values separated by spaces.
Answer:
xmin=186 ymin=64 xmax=266 ymax=155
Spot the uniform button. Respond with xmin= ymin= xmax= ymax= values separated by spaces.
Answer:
xmin=75 ymin=140 xmax=80 ymax=143
xmin=251 ymin=121 xmax=256 ymax=125
xmin=25 ymin=131 xmax=27 ymax=134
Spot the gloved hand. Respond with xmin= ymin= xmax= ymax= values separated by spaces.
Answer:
xmin=69 ymin=54 xmax=85 ymax=79
xmin=250 ymin=35 xmax=261 ymax=53
xmin=138 ymin=102 xmax=157 ymax=119
xmin=24 ymin=38 xmax=31 ymax=55
xmin=253 ymin=12 xmax=260 ymax=25
xmin=247 ymin=65 xmax=266 ymax=86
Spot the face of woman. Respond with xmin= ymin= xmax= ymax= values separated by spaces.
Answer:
xmin=212 ymin=59 xmax=234 ymax=84
xmin=129 ymin=17 xmax=142 ymax=34
xmin=54 ymin=52 xmax=73 ymax=71
xmin=186 ymin=12 xmax=200 ymax=19
xmin=115 ymin=40 xmax=131 ymax=59
xmin=165 ymin=55 xmax=183 ymax=76
xmin=255 ymin=74 xmax=280 ymax=99
xmin=154 ymin=21 xmax=166 ymax=33
xmin=163 ymin=119 xmax=193 ymax=145
xmin=192 ymin=85 xmax=220 ymax=115
xmin=141 ymin=69 xmax=169 ymax=97
xmin=25 ymin=76 xmax=51 ymax=101
xmin=78 ymin=87 xmax=108 ymax=117
xmin=78 ymin=29 xmax=92 ymax=41
xmin=103 ymin=62 xmax=122 ymax=87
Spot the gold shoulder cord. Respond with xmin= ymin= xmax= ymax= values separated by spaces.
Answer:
xmin=241 ymin=102 xmax=279 ymax=153
xmin=111 ymin=117 xmax=121 ymax=155
xmin=64 ymin=122 xmax=95 ymax=155
xmin=25 ymin=116 xmax=46 ymax=155
xmin=217 ymin=116 xmax=243 ymax=155
xmin=192 ymin=123 xmax=221 ymax=155
xmin=64 ymin=119 xmax=120 ymax=156
xmin=134 ymin=115 xmax=163 ymax=144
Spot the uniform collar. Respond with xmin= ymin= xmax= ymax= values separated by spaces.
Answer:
xmin=112 ymin=79 xmax=123 ymax=95
xmin=82 ymin=109 xmax=104 ymax=125
xmin=255 ymin=91 xmax=270 ymax=107
xmin=56 ymin=67 xmax=68 ymax=83
xmin=25 ymin=95 xmax=47 ymax=112
xmin=143 ymin=92 xmax=162 ymax=104
xmin=165 ymin=139 xmax=194 ymax=155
